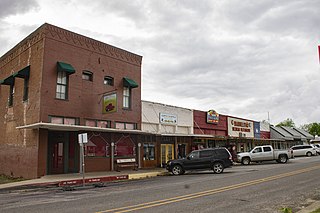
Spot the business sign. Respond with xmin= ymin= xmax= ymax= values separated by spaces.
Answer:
xmin=159 ymin=113 xmax=177 ymax=125
xmin=227 ymin=117 xmax=254 ymax=138
xmin=207 ymin=110 xmax=219 ymax=124
xmin=102 ymin=93 xmax=117 ymax=113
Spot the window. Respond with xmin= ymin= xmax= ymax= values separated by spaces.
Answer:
xmin=56 ymin=71 xmax=68 ymax=99
xmin=104 ymin=76 xmax=114 ymax=86
xmin=115 ymin=122 xmax=137 ymax=130
xmin=188 ymin=151 xmax=199 ymax=159
xmin=82 ymin=70 xmax=93 ymax=81
xmin=85 ymin=119 xmax=111 ymax=128
xmin=253 ymin=147 xmax=262 ymax=153
xmin=85 ymin=135 xmax=110 ymax=157
xmin=50 ymin=116 xmax=78 ymax=125
xmin=143 ymin=143 xmax=155 ymax=160
xmin=200 ymin=150 xmax=214 ymax=158
xmin=263 ymin=147 xmax=272 ymax=152
xmin=8 ymin=83 xmax=14 ymax=107
xmin=23 ymin=77 xmax=29 ymax=101
xmin=123 ymin=87 xmax=130 ymax=108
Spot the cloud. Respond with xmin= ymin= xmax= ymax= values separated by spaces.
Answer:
xmin=0 ymin=0 xmax=39 ymax=18
xmin=0 ymin=0 xmax=319 ymax=127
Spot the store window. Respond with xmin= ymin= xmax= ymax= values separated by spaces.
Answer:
xmin=115 ymin=137 xmax=135 ymax=157
xmin=86 ymin=135 xmax=110 ymax=157
xmin=143 ymin=143 xmax=155 ymax=160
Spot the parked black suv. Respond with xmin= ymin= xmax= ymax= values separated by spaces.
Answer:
xmin=166 ymin=148 xmax=233 ymax=175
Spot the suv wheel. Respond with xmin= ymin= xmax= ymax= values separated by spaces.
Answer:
xmin=172 ymin=165 xmax=184 ymax=175
xmin=213 ymin=162 xmax=224 ymax=174
xmin=241 ymin=157 xmax=250 ymax=165
xmin=306 ymin=152 xmax=312 ymax=157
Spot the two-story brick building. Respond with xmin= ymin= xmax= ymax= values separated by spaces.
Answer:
xmin=0 ymin=23 xmax=143 ymax=178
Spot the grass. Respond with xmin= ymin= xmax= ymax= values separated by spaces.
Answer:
xmin=0 ymin=174 xmax=25 ymax=184
xmin=311 ymin=208 xmax=320 ymax=213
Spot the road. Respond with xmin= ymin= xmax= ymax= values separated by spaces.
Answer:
xmin=1 ymin=156 xmax=320 ymax=213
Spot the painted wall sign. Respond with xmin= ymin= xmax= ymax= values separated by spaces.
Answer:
xmin=207 ymin=110 xmax=219 ymax=124
xmin=102 ymin=93 xmax=117 ymax=113
xmin=227 ymin=117 xmax=254 ymax=138
xmin=159 ymin=113 xmax=177 ymax=125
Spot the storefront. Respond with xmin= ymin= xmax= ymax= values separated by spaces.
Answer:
xmin=141 ymin=101 xmax=194 ymax=168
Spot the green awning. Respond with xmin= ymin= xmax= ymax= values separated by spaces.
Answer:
xmin=57 ymin=62 xmax=75 ymax=74
xmin=12 ymin=66 xmax=30 ymax=79
xmin=123 ymin=77 xmax=138 ymax=88
xmin=0 ymin=75 xmax=14 ymax=85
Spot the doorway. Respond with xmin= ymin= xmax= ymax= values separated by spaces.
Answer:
xmin=48 ymin=132 xmax=70 ymax=174
xmin=161 ymin=144 xmax=174 ymax=167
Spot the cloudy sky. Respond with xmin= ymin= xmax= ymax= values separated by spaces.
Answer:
xmin=0 ymin=0 xmax=319 ymax=126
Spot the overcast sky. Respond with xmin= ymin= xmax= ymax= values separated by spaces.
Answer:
xmin=0 ymin=0 xmax=319 ymax=126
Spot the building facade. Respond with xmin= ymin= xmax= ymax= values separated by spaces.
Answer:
xmin=0 ymin=24 xmax=142 ymax=178
xmin=141 ymin=100 xmax=193 ymax=167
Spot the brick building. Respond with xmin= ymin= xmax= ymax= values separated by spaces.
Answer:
xmin=0 ymin=23 xmax=142 ymax=178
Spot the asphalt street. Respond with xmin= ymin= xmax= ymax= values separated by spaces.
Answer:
xmin=1 ymin=156 xmax=320 ymax=213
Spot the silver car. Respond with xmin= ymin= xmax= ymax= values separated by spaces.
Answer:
xmin=290 ymin=145 xmax=317 ymax=157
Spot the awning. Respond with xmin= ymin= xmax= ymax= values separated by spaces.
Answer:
xmin=270 ymin=126 xmax=294 ymax=141
xmin=123 ymin=77 xmax=138 ymax=88
xmin=16 ymin=122 xmax=151 ymax=134
xmin=0 ymin=75 xmax=14 ymax=85
xmin=57 ymin=62 xmax=75 ymax=74
xmin=13 ymin=66 xmax=30 ymax=79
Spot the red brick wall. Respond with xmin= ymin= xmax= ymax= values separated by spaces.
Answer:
xmin=0 ymin=26 xmax=45 ymax=178
xmin=40 ymin=24 xmax=142 ymax=128
xmin=193 ymin=110 xmax=227 ymax=136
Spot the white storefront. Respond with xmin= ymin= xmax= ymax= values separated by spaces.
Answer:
xmin=141 ymin=100 xmax=193 ymax=135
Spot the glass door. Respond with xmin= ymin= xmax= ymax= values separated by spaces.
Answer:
xmin=161 ymin=144 xmax=174 ymax=167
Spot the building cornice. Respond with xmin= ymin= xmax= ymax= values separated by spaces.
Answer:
xmin=43 ymin=24 xmax=142 ymax=66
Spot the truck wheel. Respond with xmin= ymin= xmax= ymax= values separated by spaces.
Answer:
xmin=172 ymin=165 xmax=184 ymax=175
xmin=213 ymin=162 xmax=224 ymax=174
xmin=306 ymin=152 xmax=312 ymax=157
xmin=278 ymin=155 xmax=288 ymax=163
xmin=241 ymin=157 xmax=250 ymax=165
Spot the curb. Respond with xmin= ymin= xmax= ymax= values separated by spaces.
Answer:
xmin=297 ymin=201 xmax=320 ymax=213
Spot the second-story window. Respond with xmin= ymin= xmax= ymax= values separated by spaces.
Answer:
xmin=56 ymin=71 xmax=68 ymax=100
xmin=123 ymin=87 xmax=131 ymax=109
xmin=82 ymin=70 xmax=93 ymax=81
xmin=104 ymin=76 xmax=114 ymax=86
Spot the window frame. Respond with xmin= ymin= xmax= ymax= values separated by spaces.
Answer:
xmin=82 ymin=70 xmax=93 ymax=81
xmin=56 ymin=71 xmax=69 ymax=100
xmin=104 ymin=76 xmax=114 ymax=86
xmin=123 ymin=86 xmax=131 ymax=109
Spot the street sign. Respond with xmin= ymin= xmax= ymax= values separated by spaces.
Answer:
xmin=78 ymin=133 xmax=88 ymax=144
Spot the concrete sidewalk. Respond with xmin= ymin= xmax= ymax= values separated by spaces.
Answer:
xmin=0 ymin=168 xmax=168 ymax=191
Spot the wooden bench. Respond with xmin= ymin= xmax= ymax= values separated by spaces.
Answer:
xmin=115 ymin=158 xmax=138 ymax=171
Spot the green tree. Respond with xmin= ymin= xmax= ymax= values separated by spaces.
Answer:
xmin=307 ymin=123 xmax=320 ymax=136
xmin=276 ymin=118 xmax=295 ymax=127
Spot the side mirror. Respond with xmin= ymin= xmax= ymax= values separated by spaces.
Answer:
xmin=187 ymin=156 xmax=191 ymax=160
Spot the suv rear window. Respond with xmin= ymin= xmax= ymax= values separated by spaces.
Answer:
xmin=214 ymin=149 xmax=230 ymax=158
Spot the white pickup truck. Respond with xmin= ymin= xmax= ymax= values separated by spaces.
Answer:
xmin=236 ymin=145 xmax=293 ymax=165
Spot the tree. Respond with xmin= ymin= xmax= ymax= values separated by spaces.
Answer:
xmin=303 ymin=123 xmax=320 ymax=136
xmin=276 ymin=118 xmax=295 ymax=128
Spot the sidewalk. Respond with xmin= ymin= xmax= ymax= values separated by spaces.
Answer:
xmin=0 ymin=168 xmax=168 ymax=191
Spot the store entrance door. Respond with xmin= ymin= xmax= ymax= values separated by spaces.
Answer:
xmin=51 ymin=142 xmax=64 ymax=174
xmin=48 ymin=132 xmax=69 ymax=174
xmin=161 ymin=144 xmax=174 ymax=167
